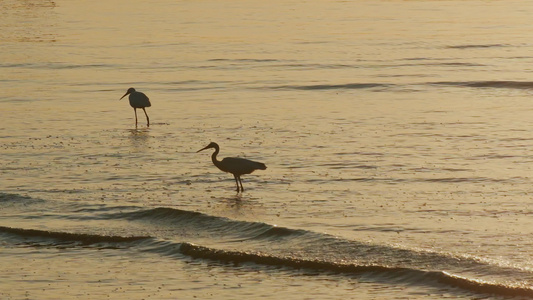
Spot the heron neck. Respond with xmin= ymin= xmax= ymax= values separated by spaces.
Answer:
xmin=211 ymin=147 xmax=220 ymax=166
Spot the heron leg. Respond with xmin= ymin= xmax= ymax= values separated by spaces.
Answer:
xmin=134 ymin=108 xmax=138 ymax=128
xmin=238 ymin=176 xmax=244 ymax=192
xmin=142 ymin=107 xmax=150 ymax=127
xmin=233 ymin=175 xmax=240 ymax=192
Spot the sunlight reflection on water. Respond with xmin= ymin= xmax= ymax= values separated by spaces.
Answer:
xmin=3 ymin=0 xmax=533 ymax=298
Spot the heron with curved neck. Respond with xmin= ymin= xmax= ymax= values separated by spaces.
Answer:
xmin=120 ymin=87 xmax=151 ymax=128
xmin=197 ymin=142 xmax=267 ymax=192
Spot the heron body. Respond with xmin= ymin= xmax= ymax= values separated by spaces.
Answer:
xmin=120 ymin=87 xmax=151 ymax=127
xmin=197 ymin=142 xmax=267 ymax=192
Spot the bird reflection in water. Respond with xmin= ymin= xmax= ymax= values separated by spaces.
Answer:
xmin=212 ymin=194 xmax=263 ymax=219
xmin=128 ymin=128 xmax=150 ymax=152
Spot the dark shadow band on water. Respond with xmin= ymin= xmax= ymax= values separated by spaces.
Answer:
xmin=430 ymin=80 xmax=533 ymax=90
xmin=265 ymin=83 xmax=391 ymax=91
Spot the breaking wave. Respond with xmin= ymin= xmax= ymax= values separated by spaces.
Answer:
xmin=1 ymin=194 xmax=532 ymax=298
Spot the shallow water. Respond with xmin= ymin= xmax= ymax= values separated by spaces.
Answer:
xmin=3 ymin=0 xmax=533 ymax=298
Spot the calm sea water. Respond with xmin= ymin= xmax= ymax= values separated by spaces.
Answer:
xmin=3 ymin=0 xmax=533 ymax=298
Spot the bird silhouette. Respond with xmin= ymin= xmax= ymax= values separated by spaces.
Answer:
xmin=197 ymin=142 xmax=267 ymax=192
xmin=120 ymin=87 xmax=151 ymax=128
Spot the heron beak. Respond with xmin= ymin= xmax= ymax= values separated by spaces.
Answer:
xmin=197 ymin=145 xmax=210 ymax=153
xmin=119 ymin=92 xmax=129 ymax=100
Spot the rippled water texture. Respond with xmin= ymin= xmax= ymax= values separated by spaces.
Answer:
xmin=3 ymin=0 xmax=533 ymax=299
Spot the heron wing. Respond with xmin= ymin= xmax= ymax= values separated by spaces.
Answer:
xmin=130 ymin=92 xmax=151 ymax=108
xmin=220 ymin=157 xmax=267 ymax=175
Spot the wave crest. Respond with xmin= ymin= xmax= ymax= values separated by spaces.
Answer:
xmin=178 ymin=243 xmax=533 ymax=298
xmin=0 ymin=225 xmax=149 ymax=245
